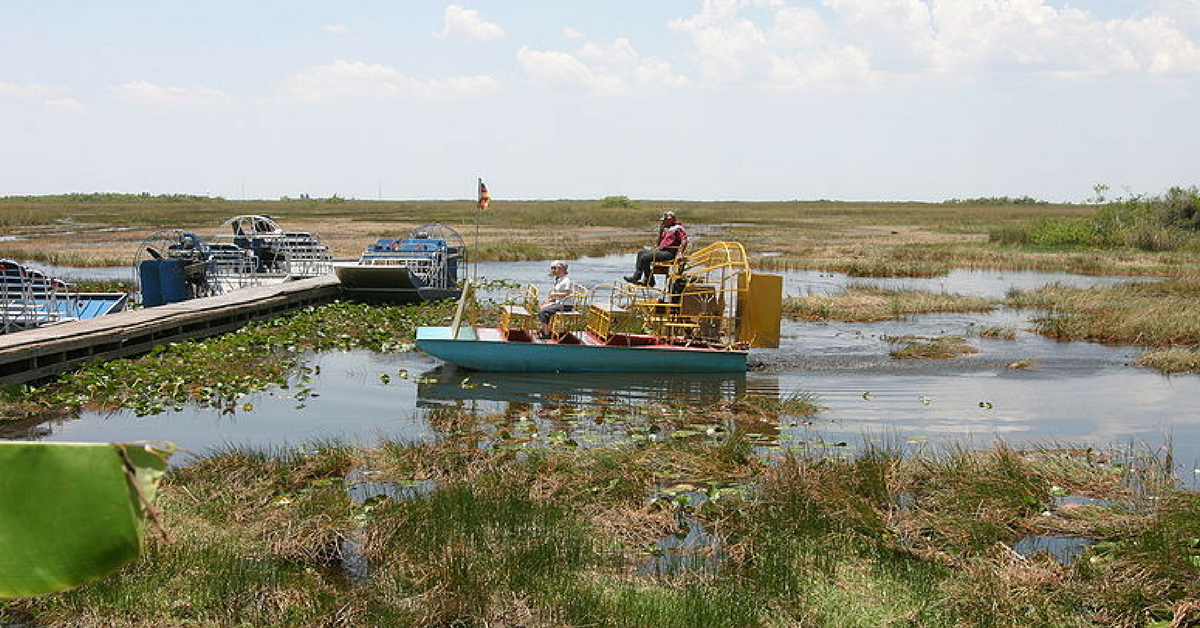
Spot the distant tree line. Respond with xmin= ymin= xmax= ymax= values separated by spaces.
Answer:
xmin=0 ymin=192 xmax=225 ymax=203
xmin=943 ymin=196 xmax=1049 ymax=206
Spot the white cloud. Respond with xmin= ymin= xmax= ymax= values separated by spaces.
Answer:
xmin=0 ymin=81 xmax=57 ymax=98
xmin=272 ymin=59 xmax=499 ymax=101
xmin=437 ymin=5 xmax=504 ymax=41
xmin=922 ymin=0 xmax=1200 ymax=77
xmin=669 ymin=0 xmax=871 ymax=87
xmin=518 ymin=38 xmax=691 ymax=95
xmin=44 ymin=97 xmax=87 ymax=114
xmin=321 ymin=24 xmax=349 ymax=35
xmin=667 ymin=0 xmax=1200 ymax=88
xmin=562 ymin=26 xmax=584 ymax=40
xmin=111 ymin=80 xmax=234 ymax=107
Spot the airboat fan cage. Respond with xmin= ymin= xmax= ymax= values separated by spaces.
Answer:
xmin=131 ymin=217 xmax=334 ymax=306
xmin=397 ymin=222 xmax=467 ymax=291
xmin=214 ymin=214 xmax=333 ymax=285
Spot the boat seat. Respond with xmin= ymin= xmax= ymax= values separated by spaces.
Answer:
xmin=501 ymin=284 xmax=540 ymax=331
xmin=586 ymin=300 xmax=642 ymax=339
xmin=651 ymin=252 xmax=688 ymax=276
xmin=550 ymin=284 xmax=591 ymax=336
xmin=500 ymin=304 xmax=535 ymax=331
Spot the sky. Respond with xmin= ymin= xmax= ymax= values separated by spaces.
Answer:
xmin=1 ymin=0 xmax=1198 ymax=202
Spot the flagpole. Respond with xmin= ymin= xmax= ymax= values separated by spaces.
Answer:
xmin=473 ymin=177 xmax=480 ymax=283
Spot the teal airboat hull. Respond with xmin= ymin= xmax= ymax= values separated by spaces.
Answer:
xmin=416 ymin=326 xmax=747 ymax=373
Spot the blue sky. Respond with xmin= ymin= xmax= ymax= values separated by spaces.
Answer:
xmin=1 ymin=0 xmax=1198 ymax=201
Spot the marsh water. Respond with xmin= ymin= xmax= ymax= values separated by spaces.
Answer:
xmin=7 ymin=255 xmax=1199 ymax=478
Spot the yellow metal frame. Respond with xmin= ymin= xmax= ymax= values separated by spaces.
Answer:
xmin=620 ymin=241 xmax=755 ymax=349
xmin=549 ymin=284 xmax=592 ymax=335
xmin=499 ymin=285 xmax=539 ymax=332
xmin=479 ymin=241 xmax=780 ymax=349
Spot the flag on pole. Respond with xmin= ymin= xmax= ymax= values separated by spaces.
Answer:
xmin=477 ymin=179 xmax=490 ymax=211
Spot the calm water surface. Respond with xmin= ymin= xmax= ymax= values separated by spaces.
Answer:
xmin=8 ymin=258 xmax=1198 ymax=478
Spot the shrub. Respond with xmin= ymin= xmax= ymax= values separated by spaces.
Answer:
xmin=990 ymin=186 xmax=1200 ymax=251
xmin=598 ymin=195 xmax=638 ymax=209
xmin=1026 ymin=218 xmax=1100 ymax=247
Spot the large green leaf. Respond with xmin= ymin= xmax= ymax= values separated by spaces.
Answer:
xmin=0 ymin=441 xmax=173 ymax=599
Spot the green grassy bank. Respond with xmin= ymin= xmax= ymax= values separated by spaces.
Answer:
xmin=2 ymin=431 xmax=1196 ymax=628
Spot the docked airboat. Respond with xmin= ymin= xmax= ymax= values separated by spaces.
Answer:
xmin=0 ymin=259 xmax=127 ymax=334
xmin=133 ymin=215 xmax=332 ymax=307
xmin=333 ymin=223 xmax=465 ymax=303
xmin=416 ymin=241 xmax=782 ymax=373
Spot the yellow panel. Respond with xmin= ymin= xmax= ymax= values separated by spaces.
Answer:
xmin=737 ymin=273 xmax=782 ymax=348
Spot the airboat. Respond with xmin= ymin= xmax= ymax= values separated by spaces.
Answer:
xmin=415 ymin=241 xmax=782 ymax=373
xmin=133 ymin=215 xmax=332 ymax=307
xmin=333 ymin=223 xmax=465 ymax=303
xmin=1 ymin=259 xmax=127 ymax=334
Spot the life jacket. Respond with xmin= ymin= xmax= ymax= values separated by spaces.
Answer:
xmin=657 ymin=223 xmax=687 ymax=250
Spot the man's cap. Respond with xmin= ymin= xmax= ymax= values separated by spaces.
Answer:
xmin=550 ymin=260 xmax=568 ymax=270
xmin=661 ymin=210 xmax=676 ymax=219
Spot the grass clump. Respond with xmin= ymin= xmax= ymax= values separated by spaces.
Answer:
xmin=1136 ymin=348 xmax=1200 ymax=374
xmin=784 ymin=286 xmax=994 ymax=322
xmin=365 ymin=486 xmax=602 ymax=625
xmin=1006 ymin=274 xmax=1200 ymax=351
xmin=979 ymin=325 xmax=1018 ymax=340
xmin=886 ymin=335 xmax=980 ymax=360
xmin=902 ymin=445 xmax=1052 ymax=553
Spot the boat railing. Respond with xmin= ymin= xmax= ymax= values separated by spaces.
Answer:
xmin=216 ymin=215 xmax=333 ymax=281
xmin=1 ymin=259 xmax=79 ymax=334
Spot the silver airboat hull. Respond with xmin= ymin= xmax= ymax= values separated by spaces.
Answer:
xmin=333 ymin=263 xmax=461 ymax=303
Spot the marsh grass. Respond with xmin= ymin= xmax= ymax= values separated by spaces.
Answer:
xmin=7 ymin=431 xmax=1196 ymax=628
xmin=0 ymin=246 xmax=130 ymax=267
xmin=1135 ymin=348 xmax=1200 ymax=374
xmin=7 ymin=195 xmax=1200 ymax=276
xmin=1006 ymin=275 xmax=1200 ymax=349
xmin=783 ymin=286 xmax=995 ymax=322
xmin=64 ymin=278 xmax=137 ymax=293
xmin=886 ymin=335 xmax=980 ymax=360
xmin=979 ymin=325 xmax=1019 ymax=340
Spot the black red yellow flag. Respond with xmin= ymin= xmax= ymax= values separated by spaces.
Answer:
xmin=477 ymin=179 xmax=490 ymax=210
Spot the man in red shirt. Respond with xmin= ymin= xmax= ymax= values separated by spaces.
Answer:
xmin=625 ymin=211 xmax=688 ymax=287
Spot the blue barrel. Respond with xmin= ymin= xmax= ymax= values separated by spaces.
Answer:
xmin=139 ymin=260 xmax=164 ymax=307
xmin=158 ymin=259 xmax=188 ymax=304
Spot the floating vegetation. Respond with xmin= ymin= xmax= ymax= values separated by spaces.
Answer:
xmin=979 ymin=325 xmax=1019 ymax=340
xmin=885 ymin=335 xmax=980 ymax=360
xmin=783 ymin=286 xmax=994 ymax=322
xmin=0 ymin=300 xmax=453 ymax=419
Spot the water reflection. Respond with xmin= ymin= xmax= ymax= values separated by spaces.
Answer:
xmin=414 ymin=365 xmax=759 ymax=407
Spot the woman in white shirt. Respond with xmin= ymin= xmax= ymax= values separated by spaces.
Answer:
xmin=538 ymin=260 xmax=573 ymax=338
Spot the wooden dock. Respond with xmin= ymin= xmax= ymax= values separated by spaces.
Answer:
xmin=0 ymin=275 xmax=342 ymax=386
